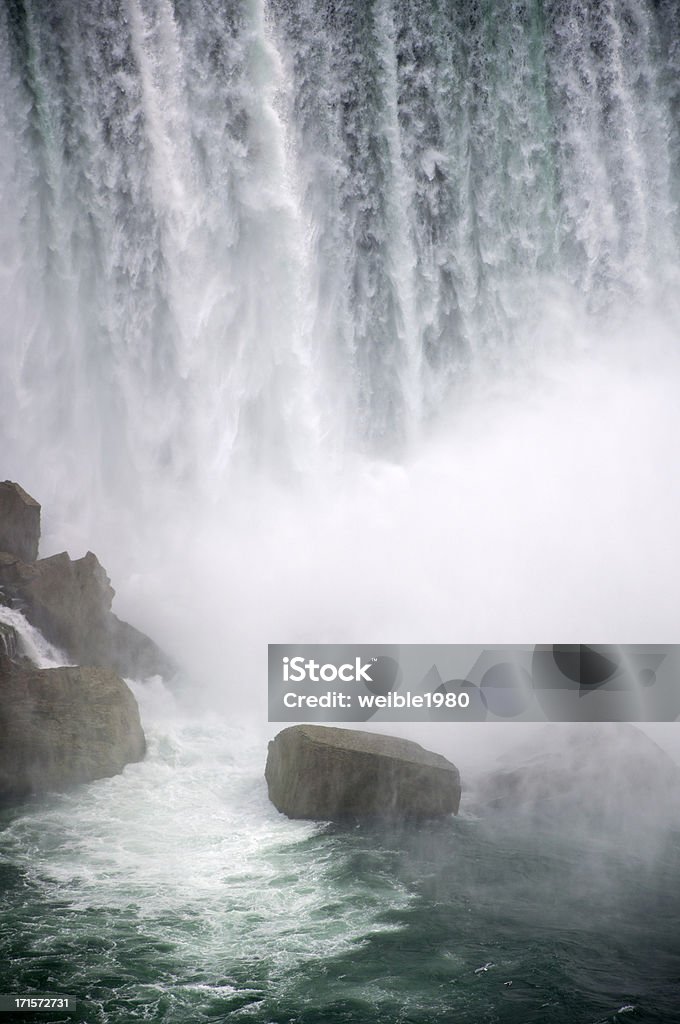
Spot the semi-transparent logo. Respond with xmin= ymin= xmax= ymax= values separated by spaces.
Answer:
xmin=268 ymin=644 xmax=678 ymax=723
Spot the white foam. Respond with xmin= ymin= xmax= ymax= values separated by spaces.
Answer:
xmin=0 ymin=605 xmax=70 ymax=669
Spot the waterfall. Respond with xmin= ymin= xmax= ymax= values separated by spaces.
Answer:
xmin=0 ymin=604 xmax=68 ymax=667
xmin=1 ymin=0 xmax=679 ymax=651
xmin=2 ymin=0 xmax=679 ymax=503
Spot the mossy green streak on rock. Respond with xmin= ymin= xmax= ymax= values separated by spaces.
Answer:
xmin=0 ymin=659 xmax=146 ymax=805
xmin=266 ymin=724 xmax=461 ymax=821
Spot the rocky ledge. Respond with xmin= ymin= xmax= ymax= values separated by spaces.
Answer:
xmin=265 ymin=724 xmax=461 ymax=821
xmin=0 ymin=480 xmax=172 ymax=807
xmin=0 ymin=481 xmax=175 ymax=680
xmin=0 ymin=547 xmax=174 ymax=681
xmin=0 ymin=656 xmax=146 ymax=805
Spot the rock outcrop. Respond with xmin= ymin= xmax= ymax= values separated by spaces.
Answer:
xmin=0 ymin=481 xmax=175 ymax=681
xmin=0 ymin=656 xmax=146 ymax=805
xmin=265 ymin=724 xmax=461 ymax=821
xmin=0 ymin=481 xmax=156 ymax=807
xmin=0 ymin=549 xmax=174 ymax=680
xmin=0 ymin=481 xmax=40 ymax=564
xmin=469 ymin=723 xmax=680 ymax=826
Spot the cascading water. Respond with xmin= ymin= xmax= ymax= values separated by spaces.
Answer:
xmin=0 ymin=0 xmax=323 ymax=514
xmin=2 ymin=0 xmax=679 ymax=510
xmin=2 ymin=3 xmax=680 ymax=1022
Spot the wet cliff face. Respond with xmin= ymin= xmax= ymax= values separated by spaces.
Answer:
xmin=0 ymin=481 xmax=155 ymax=808
xmin=0 ymin=481 xmax=174 ymax=680
xmin=0 ymin=482 xmax=40 ymax=563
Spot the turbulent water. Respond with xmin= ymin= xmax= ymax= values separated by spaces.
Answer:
xmin=2 ymin=669 xmax=680 ymax=1024
xmin=2 ymin=625 xmax=680 ymax=1024
xmin=2 ymin=1 xmax=680 ymax=1022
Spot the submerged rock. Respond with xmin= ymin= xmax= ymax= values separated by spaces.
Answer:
xmin=265 ymin=724 xmax=461 ymax=821
xmin=0 ymin=481 xmax=40 ymax=564
xmin=0 ymin=549 xmax=175 ymax=681
xmin=0 ymin=657 xmax=146 ymax=805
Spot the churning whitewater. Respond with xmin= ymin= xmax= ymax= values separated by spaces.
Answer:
xmin=2 ymin=1 xmax=680 ymax=1022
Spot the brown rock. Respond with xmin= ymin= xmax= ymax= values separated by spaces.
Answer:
xmin=0 ymin=550 xmax=174 ymax=680
xmin=0 ymin=658 xmax=146 ymax=805
xmin=0 ymin=481 xmax=40 ymax=563
xmin=265 ymin=724 xmax=461 ymax=821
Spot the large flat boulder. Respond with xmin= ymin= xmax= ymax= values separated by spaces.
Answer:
xmin=0 ymin=657 xmax=146 ymax=805
xmin=265 ymin=724 xmax=461 ymax=821
xmin=0 ymin=550 xmax=174 ymax=680
xmin=0 ymin=481 xmax=40 ymax=563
